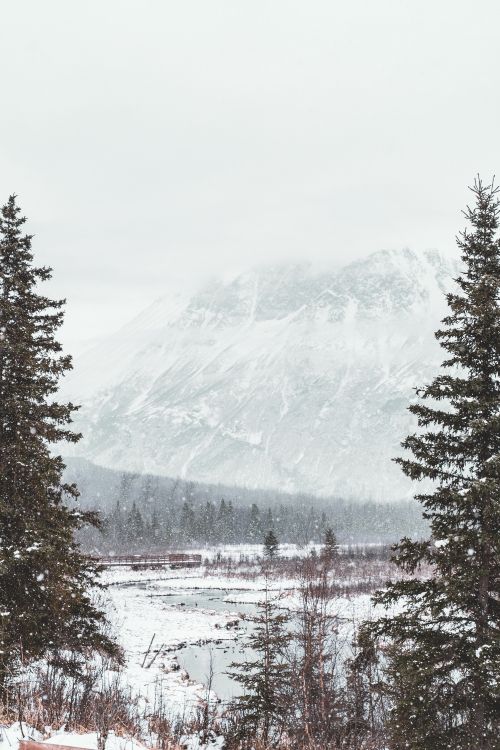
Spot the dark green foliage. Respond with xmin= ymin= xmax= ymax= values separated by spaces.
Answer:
xmin=321 ymin=526 xmax=339 ymax=564
xmin=0 ymin=196 xmax=119 ymax=687
xmin=247 ymin=503 xmax=262 ymax=542
xmin=90 ymin=493 xmax=426 ymax=552
xmin=216 ymin=498 xmax=235 ymax=543
xmin=179 ymin=500 xmax=196 ymax=543
xmin=150 ymin=509 xmax=161 ymax=542
xmin=344 ymin=628 xmax=388 ymax=748
xmin=126 ymin=502 xmax=145 ymax=548
xmin=263 ymin=529 xmax=279 ymax=559
xmin=73 ymin=461 xmax=427 ymax=550
xmin=367 ymin=180 xmax=500 ymax=749
xmin=227 ymin=590 xmax=292 ymax=746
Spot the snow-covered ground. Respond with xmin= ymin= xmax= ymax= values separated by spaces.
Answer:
xmin=180 ymin=542 xmax=385 ymax=561
xmin=103 ymin=552 xmax=382 ymax=718
xmin=102 ymin=562 xmax=295 ymax=718
xmin=0 ymin=724 xmax=150 ymax=750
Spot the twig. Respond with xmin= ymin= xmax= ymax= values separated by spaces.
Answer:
xmin=141 ymin=633 xmax=156 ymax=668
xmin=146 ymin=643 xmax=165 ymax=669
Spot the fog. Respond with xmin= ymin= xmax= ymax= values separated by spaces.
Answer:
xmin=1 ymin=0 xmax=499 ymax=350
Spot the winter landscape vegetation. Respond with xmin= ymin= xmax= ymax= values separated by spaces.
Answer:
xmin=1 ymin=181 xmax=499 ymax=749
xmin=1 ymin=2 xmax=500 ymax=749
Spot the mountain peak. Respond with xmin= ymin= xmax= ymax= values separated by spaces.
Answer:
xmin=62 ymin=248 xmax=459 ymax=501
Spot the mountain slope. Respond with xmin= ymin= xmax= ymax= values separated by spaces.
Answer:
xmin=61 ymin=248 xmax=459 ymax=501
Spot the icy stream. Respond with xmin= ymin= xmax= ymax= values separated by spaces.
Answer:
xmin=105 ymin=566 xmax=376 ymax=711
xmin=159 ymin=588 xmax=258 ymax=700
xmin=106 ymin=573 xmax=263 ymax=707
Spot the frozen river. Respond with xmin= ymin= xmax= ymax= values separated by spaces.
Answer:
xmin=156 ymin=587 xmax=258 ymax=700
xmin=105 ymin=570 xmax=269 ymax=711
xmin=104 ymin=563 xmax=375 ymax=713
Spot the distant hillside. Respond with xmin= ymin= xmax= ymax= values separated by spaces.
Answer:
xmin=64 ymin=455 xmax=341 ymax=513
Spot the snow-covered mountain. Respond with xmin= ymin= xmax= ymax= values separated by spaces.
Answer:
xmin=61 ymin=248 xmax=459 ymax=501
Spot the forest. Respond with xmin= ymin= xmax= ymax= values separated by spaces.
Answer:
xmin=71 ymin=462 xmax=428 ymax=551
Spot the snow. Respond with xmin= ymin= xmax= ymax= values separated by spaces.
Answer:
xmin=1 ymin=551 xmax=399 ymax=750
xmin=179 ymin=735 xmax=224 ymax=750
xmin=0 ymin=726 xmax=148 ymax=750
xmin=0 ymin=724 xmax=42 ymax=750
xmin=434 ymin=539 xmax=449 ymax=548
xmin=101 ymin=552 xmax=389 ymax=724
xmin=60 ymin=250 xmax=459 ymax=501
xmin=105 ymin=576 xmax=233 ymax=716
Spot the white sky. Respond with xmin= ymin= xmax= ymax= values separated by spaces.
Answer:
xmin=1 ymin=0 xmax=500 ymax=351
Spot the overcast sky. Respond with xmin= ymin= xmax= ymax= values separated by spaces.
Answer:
xmin=1 ymin=0 xmax=500 ymax=351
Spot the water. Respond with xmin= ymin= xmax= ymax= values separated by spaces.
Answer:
xmin=126 ymin=582 xmax=261 ymax=700
xmin=179 ymin=639 xmax=256 ymax=700
xmin=160 ymin=588 xmax=259 ymax=617
xmin=159 ymin=589 xmax=260 ymax=700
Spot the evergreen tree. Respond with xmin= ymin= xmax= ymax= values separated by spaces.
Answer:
xmin=180 ymin=500 xmax=195 ymax=543
xmin=263 ymin=530 xmax=279 ymax=559
xmin=217 ymin=498 xmax=229 ymax=543
xmin=110 ymin=499 xmax=124 ymax=549
xmin=226 ymin=500 xmax=236 ymax=543
xmin=127 ymin=502 xmax=145 ymax=548
xmin=228 ymin=589 xmax=291 ymax=745
xmin=248 ymin=503 xmax=261 ymax=542
xmin=321 ymin=527 xmax=339 ymax=565
xmin=366 ymin=179 xmax=500 ymax=749
xmin=118 ymin=471 xmax=137 ymax=505
xmin=0 ymin=196 xmax=118 ymax=689
xmin=140 ymin=475 xmax=158 ymax=518
xmin=150 ymin=509 xmax=160 ymax=544
xmin=201 ymin=500 xmax=216 ymax=544
xmin=161 ymin=514 xmax=172 ymax=548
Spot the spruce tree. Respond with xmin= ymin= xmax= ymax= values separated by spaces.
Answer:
xmin=228 ymin=589 xmax=291 ymax=746
xmin=0 ymin=196 xmax=118 ymax=689
xmin=217 ymin=498 xmax=229 ymax=543
xmin=367 ymin=179 xmax=500 ymax=749
xmin=180 ymin=500 xmax=195 ymax=543
xmin=127 ymin=501 xmax=145 ymax=548
xmin=248 ymin=503 xmax=261 ymax=542
xmin=226 ymin=500 xmax=236 ymax=543
xmin=202 ymin=500 xmax=216 ymax=544
xmin=110 ymin=499 xmax=124 ymax=549
xmin=321 ymin=527 xmax=339 ymax=565
xmin=150 ymin=509 xmax=160 ymax=544
xmin=263 ymin=529 xmax=279 ymax=559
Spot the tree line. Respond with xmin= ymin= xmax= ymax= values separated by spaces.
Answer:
xmin=68 ymin=459 xmax=429 ymax=548
xmin=78 ymin=495 xmax=426 ymax=552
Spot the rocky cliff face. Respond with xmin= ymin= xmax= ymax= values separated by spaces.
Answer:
xmin=61 ymin=248 xmax=459 ymax=501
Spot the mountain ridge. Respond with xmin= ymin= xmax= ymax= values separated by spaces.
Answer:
xmin=61 ymin=247 xmax=460 ymax=501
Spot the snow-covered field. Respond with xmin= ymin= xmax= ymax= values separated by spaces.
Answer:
xmin=103 ymin=548 xmax=382 ymax=717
